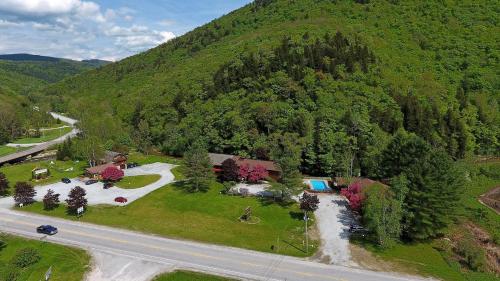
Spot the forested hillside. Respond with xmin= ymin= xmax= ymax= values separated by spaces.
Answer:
xmin=44 ymin=0 xmax=498 ymax=172
xmin=0 ymin=54 xmax=110 ymax=95
xmin=0 ymin=55 xmax=109 ymax=145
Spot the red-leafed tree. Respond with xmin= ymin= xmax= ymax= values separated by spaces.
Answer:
xmin=13 ymin=182 xmax=36 ymax=205
xmin=221 ymin=158 xmax=239 ymax=182
xmin=238 ymin=164 xmax=251 ymax=181
xmin=340 ymin=181 xmax=364 ymax=212
xmin=101 ymin=166 xmax=124 ymax=182
xmin=248 ymin=165 xmax=269 ymax=183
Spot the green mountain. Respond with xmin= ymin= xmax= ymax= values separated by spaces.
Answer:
xmin=0 ymin=54 xmax=110 ymax=95
xmin=44 ymin=0 xmax=499 ymax=171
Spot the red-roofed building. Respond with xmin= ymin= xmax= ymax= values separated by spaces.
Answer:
xmin=209 ymin=153 xmax=282 ymax=180
xmin=85 ymin=150 xmax=128 ymax=179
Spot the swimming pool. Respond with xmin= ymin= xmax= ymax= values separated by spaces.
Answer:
xmin=310 ymin=180 xmax=330 ymax=191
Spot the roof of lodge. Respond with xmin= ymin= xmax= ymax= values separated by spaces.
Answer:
xmin=208 ymin=153 xmax=281 ymax=172
xmin=208 ymin=153 xmax=235 ymax=166
xmin=85 ymin=163 xmax=117 ymax=175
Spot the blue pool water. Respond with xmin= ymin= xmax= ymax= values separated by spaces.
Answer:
xmin=310 ymin=180 xmax=329 ymax=191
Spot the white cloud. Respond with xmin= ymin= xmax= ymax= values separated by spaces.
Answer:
xmin=105 ymin=24 xmax=175 ymax=50
xmin=0 ymin=19 xmax=22 ymax=28
xmin=0 ymin=2 xmax=176 ymax=60
xmin=159 ymin=19 xmax=175 ymax=27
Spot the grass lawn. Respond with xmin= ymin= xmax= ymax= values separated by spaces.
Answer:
xmin=12 ymin=127 xmax=72 ymax=144
xmin=116 ymin=174 xmax=161 ymax=189
xmin=20 ymin=181 xmax=316 ymax=257
xmin=0 ymin=160 xmax=87 ymax=190
xmin=0 ymin=145 xmax=19 ymax=157
xmin=153 ymin=270 xmax=236 ymax=281
xmin=0 ymin=234 xmax=90 ymax=281
xmin=128 ymin=151 xmax=183 ymax=165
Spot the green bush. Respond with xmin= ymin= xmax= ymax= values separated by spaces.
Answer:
xmin=456 ymin=237 xmax=486 ymax=271
xmin=10 ymin=247 xmax=41 ymax=268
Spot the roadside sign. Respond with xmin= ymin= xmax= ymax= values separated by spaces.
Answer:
xmin=303 ymin=214 xmax=308 ymax=221
xmin=77 ymin=207 xmax=84 ymax=215
xmin=45 ymin=266 xmax=52 ymax=280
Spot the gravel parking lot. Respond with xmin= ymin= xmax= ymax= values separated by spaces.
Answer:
xmin=0 ymin=163 xmax=175 ymax=207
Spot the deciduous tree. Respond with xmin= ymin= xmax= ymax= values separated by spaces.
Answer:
xmin=102 ymin=166 xmax=124 ymax=182
xmin=363 ymin=184 xmax=405 ymax=248
xmin=13 ymin=182 xmax=36 ymax=206
xmin=43 ymin=189 xmax=60 ymax=210
xmin=0 ymin=172 xmax=9 ymax=196
xmin=248 ymin=165 xmax=269 ymax=183
xmin=221 ymin=158 xmax=239 ymax=182
xmin=66 ymin=186 xmax=87 ymax=213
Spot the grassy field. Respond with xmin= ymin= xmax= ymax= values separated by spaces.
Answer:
xmin=116 ymin=174 xmax=161 ymax=189
xmin=354 ymin=160 xmax=500 ymax=281
xmin=12 ymin=127 xmax=72 ymax=144
xmin=0 ymin=146 xmax=19 ymax=157
xmin=153 ymin=270 xmax=236 ymax=281
xmin=20 ymin=180 xmax=316 ymax=257
xmin=0 ymin=160 xmax=87 ymax=191
xmin=128 ymin=151 xmax=183 ymax=165
xmin=0 ymin=234 xmax=90 ymax=281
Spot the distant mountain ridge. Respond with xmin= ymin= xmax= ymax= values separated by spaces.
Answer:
xmin=0 ymin=53 xmax=111 ymax=95
xmin=0 ymin=53 xmax=111 ymax=65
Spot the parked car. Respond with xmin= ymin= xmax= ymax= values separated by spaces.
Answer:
xmin=114 ymin=197 xmax=128 ymax=203
xmin=36 ymin=225 xmax=58 ymax=235
xmin=85 ymin=179 xmax=98 ymax=185
xmin=61 ymin=178 xmax=71 ymax=184
xmin=349 ymin=225 xmax=366 ymax=233
xmin=103 ymin=182 xmax=114 ymax=189
xmin=127 ymin=162 xmax=140 ymax=169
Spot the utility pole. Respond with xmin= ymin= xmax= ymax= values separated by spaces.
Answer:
xmin=304 ymin=212 xmax=309 ymax=254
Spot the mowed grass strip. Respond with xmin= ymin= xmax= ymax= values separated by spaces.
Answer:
xmin=0 ymin=145 xmax=19 ymax=157
xmin=153 ymin=270 xmax=237 ymax=281
xmin=20 ymin=181 xmax=316 ymax=257
xmin=0 ymin=234 xmax=90 ymax=281
xmin=0 ymin=160 xmax=87 ymax=187
xmin=116 ymin=175 xmax=161 ymax=189
xmin=12 ymin=126 xmax=72 ymax=144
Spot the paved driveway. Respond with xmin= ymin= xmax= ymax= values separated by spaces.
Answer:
xmin=0 ymin=163 xmax=175 ymax=207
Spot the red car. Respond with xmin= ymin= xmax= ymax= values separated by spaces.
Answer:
xmin=114 ymin=197 xmax=128 ymax=203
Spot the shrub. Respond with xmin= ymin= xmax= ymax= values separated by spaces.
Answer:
xmin=10 ymin=247 xmax=41 ymax=268
xmin=456 ymin=236 xmax=486 ymax=271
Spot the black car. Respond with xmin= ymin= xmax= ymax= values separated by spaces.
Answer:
xmin=349 ymin=225 xmax=367 ymax=233
xmin=127 ymin=162 xmax=140 ymax=169
xmin=85 ymin=179 xmax=98 ymax=185
xmin=61 ymin=178 xmax=71 ymax=184
xmin=36 ymin=225 xmax=58 ymax=235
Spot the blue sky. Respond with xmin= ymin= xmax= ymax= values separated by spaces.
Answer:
xmin=0 ymin=0 xmax=251 ymax=61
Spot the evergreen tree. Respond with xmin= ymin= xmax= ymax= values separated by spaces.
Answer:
xmin=379 ymin=132 xmax=463 ymax=240
xmin=270 ymin=133 xmax=304 ymax=200
xmin=183 ymin=142 xmax=214 ymax=192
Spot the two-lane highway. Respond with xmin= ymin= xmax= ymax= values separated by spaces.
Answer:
xmin=0 ymin=209 xmax=429 ymax=281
